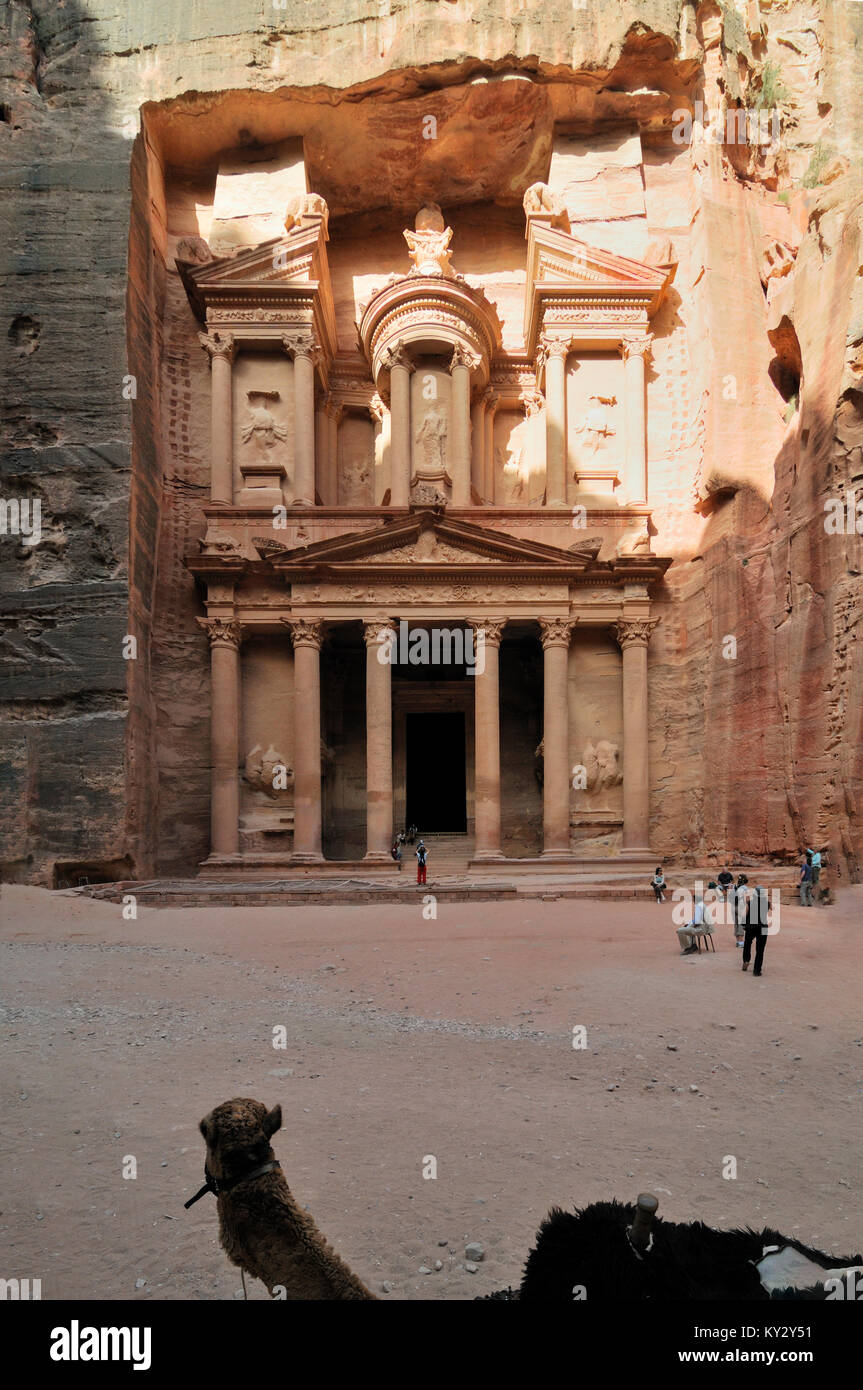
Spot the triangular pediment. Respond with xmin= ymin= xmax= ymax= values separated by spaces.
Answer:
xmin=257 ymin=512 xmax=604 ymax=574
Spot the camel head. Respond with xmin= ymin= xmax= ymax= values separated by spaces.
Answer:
xmin=198 ymin=1097 xmax=282 ymax=1183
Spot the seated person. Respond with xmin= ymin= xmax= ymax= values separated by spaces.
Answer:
xmin=677 ymin=892 xmax=713 ymax=954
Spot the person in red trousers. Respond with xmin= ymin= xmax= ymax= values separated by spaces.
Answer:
xmin=416 ymin=839 xmax=428 ymax=885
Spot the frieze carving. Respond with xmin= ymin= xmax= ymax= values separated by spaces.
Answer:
xmin=615 ymin=618 xmax=660 ymax=648
xmin=580 ymin=739 xmax=623 ymax=809
xmin=197 ymin=617 xmax=242 ymax=649
xmin=520 ymin=387 xmax=544 ymax=417
xmin=209 ymin=310 xmax=311 ymax=324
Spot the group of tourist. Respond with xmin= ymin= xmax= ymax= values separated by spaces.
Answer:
xmin=798 ymin=847 xmax=823 ymax=905
xmin=652 ymin=845 xmax=831 ymax=978
xmin=666 ymin=873 xmax=773 ymax=975
xmin=390 ymin=825 xmax=428 ymax=882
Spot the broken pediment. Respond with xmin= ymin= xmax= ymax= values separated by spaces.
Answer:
xmin=524 ymin=217 xmax=673 ymax=350
xmin=179 ymin=212 xmax=337 ymax=357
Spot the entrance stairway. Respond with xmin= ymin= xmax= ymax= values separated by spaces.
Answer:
xmin=413 ymin=832 xmax=473 ymax=877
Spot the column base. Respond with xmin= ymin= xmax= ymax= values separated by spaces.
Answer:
xmin=541 ymin=847 xmax=573 ymax=860
xmin=290 ymin=497 xmax=315 ymax=508
xmin=473 ymin=850 xmax=505 ymax=862
xmin=363 ymin=850 xmax=393 ymax=864
xmin=290 ymin=851 xmax=324 ymax=865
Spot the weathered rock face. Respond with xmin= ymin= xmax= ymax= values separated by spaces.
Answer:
xmin=1 ymin=1 xmax=861 ymax=884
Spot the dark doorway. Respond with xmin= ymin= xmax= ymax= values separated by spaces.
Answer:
xmin=405 ymin=712 xmax=467 ymax=831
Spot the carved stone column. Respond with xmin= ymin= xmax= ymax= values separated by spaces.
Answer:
xmin=197 ymin=617 xmax=242 ymax=858
xmin=384 ymin=343 xmax=413 ymax=507
xmin=315 ymin=395 xmax=329 ymax=505
xmin=363 ymin=621 xmax=395 ymax=861
xmin=619 ymin=335 xmax=652 ymax=505
xmin=615 ymin=617 xmax=659 ymax=850
xmin=198 ymin=331 xmax=237 ymax=505
xmin=469 ymin=619 xmax=506 ymax=859
xmin=449 ymin=345 xmax=475 ymax=507
xmin=326 ymin=398 xmax=344 ymax=507
xmin=540 ymin=617 xmax=576 ymax=857
xmin=482 ymin=388 xmax=499 ymax=503
xmin=470 ymin=395 xmax=486 ymax=504
xmin=540 ymin=336 xmax=569 ymax=507
xmin=284 ymin=619 xmax=324 ymax=861
xmin=283 ymin=334 xmax=321 ymax=506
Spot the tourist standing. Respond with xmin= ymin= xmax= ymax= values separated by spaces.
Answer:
xmin=742 ymin=885 xmax=770 ymax=976
xmin=799 ymin=851 xmax=814 ymax=906
xmin=416 ymin=839 xmax=428 ymax=885
xmin=810 ymin=847 xmax=822 ymax=900
xmin=651 ymin=866 xmax=666 ymax=903
xmin=732 ymin=874 xmax=748 ymax=948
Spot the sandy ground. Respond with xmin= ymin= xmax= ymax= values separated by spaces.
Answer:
xmin=1 ymin=883 xmax=861 ymax=1301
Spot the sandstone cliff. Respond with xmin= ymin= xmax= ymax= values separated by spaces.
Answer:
xmin=1 ymin=1 xmax=860 ymax=882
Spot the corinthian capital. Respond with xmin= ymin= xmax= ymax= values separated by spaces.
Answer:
xmin=198 ymin=330 xmax=237 ymax=364
xmin=363 ymin=619 xmax=396 ymax=647
xmin=467 ymin=618 xmax=506 ymax=647
xmin=615 ymin=617 xmax=659 ymax=649
xmin=539 ymin=617 xmax=576 ymax=649
xmin=449 ymin=343 xmax=481 ymax=374
xmin=197 ymin=616 xmax=242 ymax=649
xmin=538 ymin=335 xmax=571 ymax=367
xmin=282 ymin=332 xmax=323 ymax=365
xmin=618 ymin=333 xmax=653 ymax=363
xmin=283 ymin=618 xmax=323 ymax=650
xmin=381 ymin=341 xmax=414 ymax=374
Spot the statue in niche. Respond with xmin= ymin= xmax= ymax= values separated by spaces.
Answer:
xmin=242 ymin=391 xmax=287 ymax=449
xmin=415 ymin=405 xmax=448 ymax=479
xmin=582 ymin=739 xmax=623 ymax=808
xmin=577 ymin=394 xmax=617 ymax=458
xmin=404 ymin=203 xmax=455 ymax=279
xmin=495 ymin=442 xmax=528 ymax=502
xmin=244 ymin=744 xmax=293 ymax=801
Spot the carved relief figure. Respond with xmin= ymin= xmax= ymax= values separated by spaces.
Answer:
xmin=244 ymin=744 xmax=294 ymax=800
xmin=415 ymin=406 xmax=448 ymax=479
xmin=578 ymin=394 xmax=617 ymax=457
xmin=582 ymin=739 xmax=623 ymax=808
xmin=242 ymin=391 xmax=287 ymax=449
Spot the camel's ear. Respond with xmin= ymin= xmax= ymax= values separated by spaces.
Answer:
xmin=199 ymin=1117 xmax=211 ymax=1142
xmin=262 ymin=1104 xmax=282 ymax=1138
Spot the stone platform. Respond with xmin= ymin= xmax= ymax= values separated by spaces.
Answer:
xmin=67 ymin=864 xmax=804 ymax=909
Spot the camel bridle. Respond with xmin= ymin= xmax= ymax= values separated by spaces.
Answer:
xmin=184 ymin=1159 xmax=281 ymax=1209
